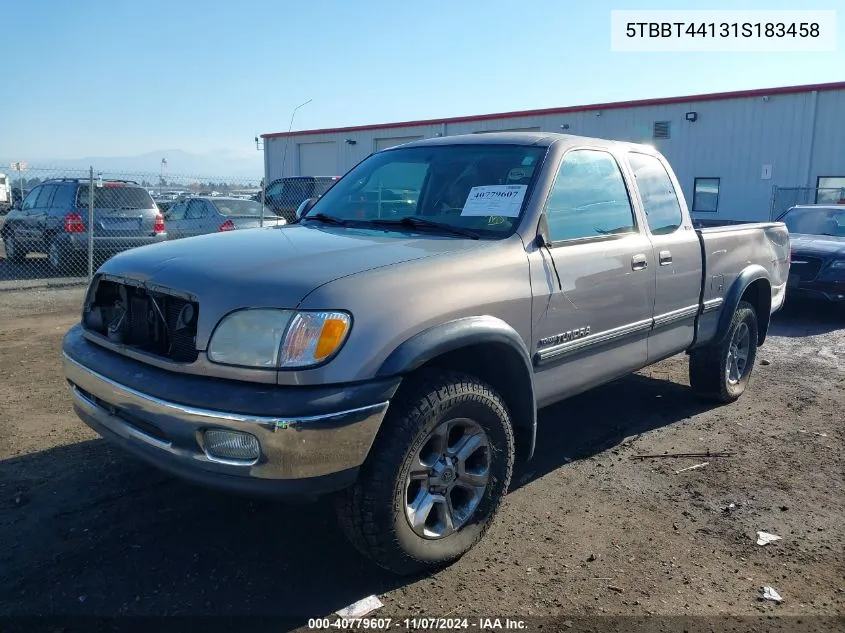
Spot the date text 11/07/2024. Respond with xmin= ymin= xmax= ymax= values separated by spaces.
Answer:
xmin=307 ymin=617 xmax=529 ymax=630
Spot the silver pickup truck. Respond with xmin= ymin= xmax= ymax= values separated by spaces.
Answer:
xmin=62 ymin=133 xmax=790 ymax=575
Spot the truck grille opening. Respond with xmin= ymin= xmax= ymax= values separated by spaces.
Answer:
xmin=83 ymin=278 xmax=199 ymax=363
xmin=791 ymin=256 xmax=823 ymax=281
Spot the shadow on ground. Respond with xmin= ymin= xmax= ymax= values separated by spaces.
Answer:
xmin=0 ymin=255 xmax=88 ymax=285
xmin=769 ymin=300 xmax=843 ymax=338
xmin=0 ymin=367 xmax=721 ymax=620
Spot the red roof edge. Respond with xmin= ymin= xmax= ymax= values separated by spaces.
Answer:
xmin=260 ymin=80 xmax=845 ymax=140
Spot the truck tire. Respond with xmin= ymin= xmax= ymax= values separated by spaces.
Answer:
xmin=335 ymin=371 xmax=515 ymax=575
xmin=48 ymin=237 xmax=84 ymax=275
xmin=689 ymin=300 xmax=758 ymax=403
xmin=3 ymin=232 xmax=27 ymax=262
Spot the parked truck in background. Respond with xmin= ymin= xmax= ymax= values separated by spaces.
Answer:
xmin=61 ymin=133 xmax=790 ymax=575
xmin=0 ymin=173 xmax=11 ymax=213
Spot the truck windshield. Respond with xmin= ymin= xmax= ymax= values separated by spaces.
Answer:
xmin=781 ymin=207 xmax=845 ymax=237
xmin=304 ymin=144 xmax=547 ymax=238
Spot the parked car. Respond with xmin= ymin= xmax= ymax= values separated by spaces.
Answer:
xmin=254 ymin=176 xmax=340 ymax=222
xmin=164 ymin=196 xmax=286 ymax=239
xmin=62 ymin=132 xmax=789 ymax=575
xmin=1 ymin=178 xmax=166 ymax=273
xmin=155 ymin=199 xmax=174 ymax=215
xmin=777 ymin=204 xmax=845 ymax=304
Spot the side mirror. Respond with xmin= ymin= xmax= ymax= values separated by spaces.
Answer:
xmin=295 ymin=197 xmax=318 ymax=220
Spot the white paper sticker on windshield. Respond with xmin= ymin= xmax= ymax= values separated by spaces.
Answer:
xmin=460 ymin=184 xmax=528 ymax=217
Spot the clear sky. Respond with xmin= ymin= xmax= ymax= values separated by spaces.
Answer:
xmin=2 ymin=0 xmax=842 ymax=161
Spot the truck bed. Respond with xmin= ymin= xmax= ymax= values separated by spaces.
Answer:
xmin=693 ymin=221 xmax=790 ymax=346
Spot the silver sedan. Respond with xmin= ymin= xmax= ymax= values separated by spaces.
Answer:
xmin=164 ymin=197 xmax=286 ymax=239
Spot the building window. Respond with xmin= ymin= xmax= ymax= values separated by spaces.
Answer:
xmin=653 ymin=121 xmax=671 ymax=139
xmin=692 ymin=178 xmax=720 ymax=213
xmin=816 ymin=177 xmax=845 ymax=204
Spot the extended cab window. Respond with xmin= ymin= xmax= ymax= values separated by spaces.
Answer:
xmin=545 ymin=149 xmax=635 ymax=242
xmin=628 ymin=152 xmax=684 ymax=235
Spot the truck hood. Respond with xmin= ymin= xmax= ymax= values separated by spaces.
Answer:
xmin=96 ymin=224 xmax=485 ymax=348
xmin=790 ymin=234 xmax=845 ymax=258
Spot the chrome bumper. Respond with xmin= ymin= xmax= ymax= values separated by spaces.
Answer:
xmin=63 ymin=353 xmax=389 ymax=490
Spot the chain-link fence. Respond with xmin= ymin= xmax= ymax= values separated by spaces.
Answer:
xmin=0 ymin=166 xmax=270 ymax=291
xmin=770 ymin=186 xmax=845 ymax=220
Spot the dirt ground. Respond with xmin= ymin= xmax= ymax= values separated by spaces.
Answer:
xmin=0 ymin=287 xmax=843 ymax=630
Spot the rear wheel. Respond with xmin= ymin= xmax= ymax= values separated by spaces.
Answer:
xmin=689 ymin=300 xmax=758 ymax=402
xmin=335 ymin=371 xmax=515 ymax=575
xmin=48 ymin=237 xmax=85 ymax=276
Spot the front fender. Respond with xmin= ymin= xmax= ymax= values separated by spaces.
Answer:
xmin=376 ymin=315 xmax=538 ymax=459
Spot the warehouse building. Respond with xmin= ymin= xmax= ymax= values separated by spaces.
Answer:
xmin=261 ymin=81 xmax=845 ymax=223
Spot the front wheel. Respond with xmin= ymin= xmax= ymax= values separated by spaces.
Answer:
xmin=689 ymin=300 xmax=759 ymax=403
xmin=3 ymin=232 xmax=27 ymax=262
xmin=335 ymin=371 xmax=515 ymax=575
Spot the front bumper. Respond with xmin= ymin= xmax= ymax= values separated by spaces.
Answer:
xmin=787 ymin=278 xmax=845 ymax=303
xmin=62 ymin=232 xmax=168 ymax=255
xmin=62 ymin=326 xmax=399 ymax=497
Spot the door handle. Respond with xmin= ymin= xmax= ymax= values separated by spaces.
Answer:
xmin=659 ymin=250 xmax=673 ymax=266
xmin=631 ymin=254 xmax=648 ymax=271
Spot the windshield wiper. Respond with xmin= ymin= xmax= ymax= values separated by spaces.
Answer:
xmin=368 ymin=216 xmax=480 ymax=239
xmin=302 ymin=213 xmax=349 ymax=226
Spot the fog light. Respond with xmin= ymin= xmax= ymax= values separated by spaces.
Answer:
xmin=203 ymin=429 xmax=260 ymax=463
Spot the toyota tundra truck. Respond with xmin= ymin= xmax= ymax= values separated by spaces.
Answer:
xmin=61 ymin=133 xmax=790 ymax=575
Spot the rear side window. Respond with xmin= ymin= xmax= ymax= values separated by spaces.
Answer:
xmin=50 ymin=185 xmax=75 ymax=209
xmin=628 ymin=152 xmax=684 ymax=235
xmin=545 ymin=149 xmax=636 ymax=242
xmin=77 ymin=185 xmax=155 ymax=209
xmin=36 ymin=185 xmax=58 ymax=207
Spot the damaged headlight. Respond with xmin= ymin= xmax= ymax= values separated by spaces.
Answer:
xmin=207 ymin=309 xmax=352 ymax=369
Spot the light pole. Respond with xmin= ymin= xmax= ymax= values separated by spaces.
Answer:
xmin=160 ymin=158 xmax=167 ymax=195
xmin=280 ymin=98 xmax=312 ymax=178
xmin=255 ymin=135 xmax=266 ymax=226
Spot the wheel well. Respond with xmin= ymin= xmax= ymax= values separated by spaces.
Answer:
xmin=395 ymin=342 xmax=535 ymax=460
xmin=740 ymin=279 xmax=771 ymax=345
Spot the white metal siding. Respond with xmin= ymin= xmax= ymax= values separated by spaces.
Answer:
xmin=809 ymin=90 xmax=845 ymax=184
xmin=298 ymin=142 xmax=338 ymax=176
xmin=265 ymin=87 xmax=845 ymax=221
xmin=374 ymin=136 xmax=424 ymax=151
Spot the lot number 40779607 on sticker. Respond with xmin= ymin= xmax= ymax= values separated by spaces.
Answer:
xmin=461 ymin=185 xmax=528 ymax=217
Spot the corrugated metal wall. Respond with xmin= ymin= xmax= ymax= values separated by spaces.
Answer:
xmin=264 ymin=88 xmax=845 ymax=222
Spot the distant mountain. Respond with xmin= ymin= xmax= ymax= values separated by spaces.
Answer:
xmin=2 ymin=150 xmax=263 ymax=182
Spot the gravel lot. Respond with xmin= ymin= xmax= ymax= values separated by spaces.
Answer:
xmin=0 ymin=287 xmax=843 ymax=630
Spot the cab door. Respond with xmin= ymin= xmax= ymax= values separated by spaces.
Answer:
xmin=164 ymin=200 xmax=188 ymax=239
xmin=9 ymin=186 xmax=41 ymax=248
xmin=625 ymin=151 xmax=703 ymax=363
xmin=182 ymin=199 xmax=210 ymax=238
xmin=23 ymin=185 xmax=57 ymax=249
xmin=529 ymin=147 xmax=657 ymax=408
